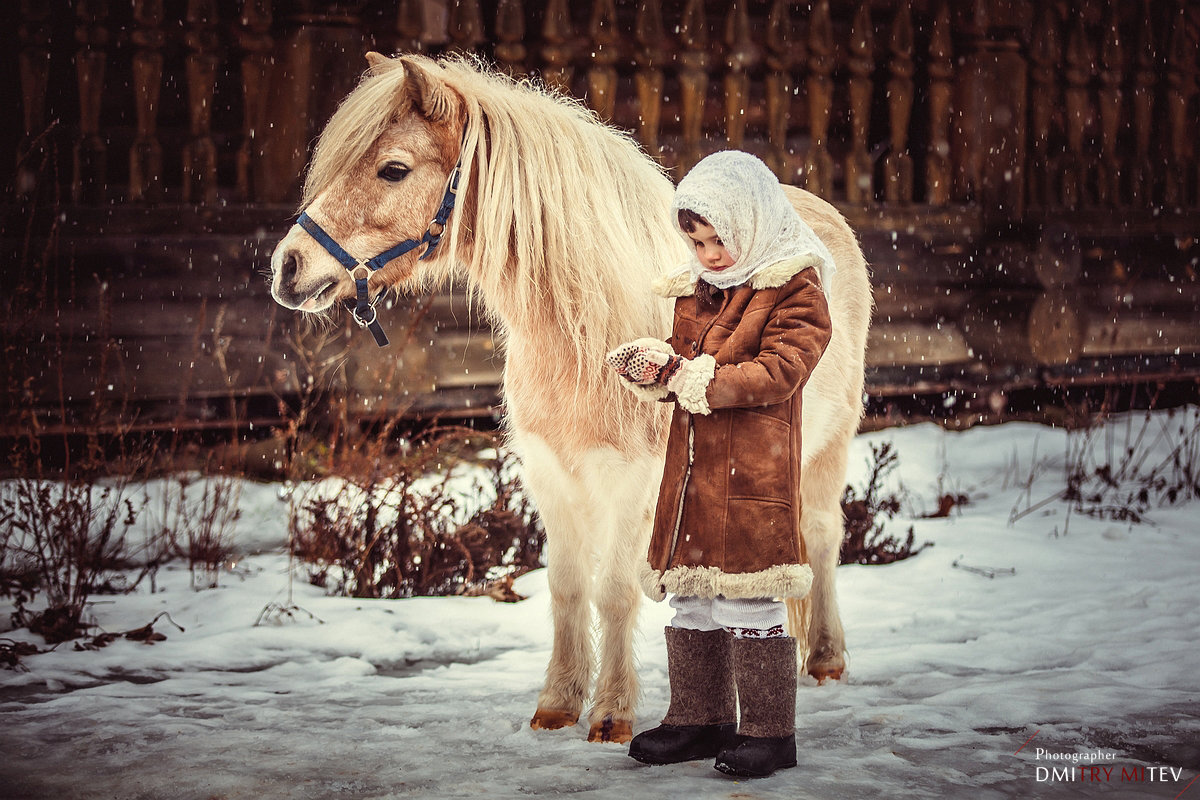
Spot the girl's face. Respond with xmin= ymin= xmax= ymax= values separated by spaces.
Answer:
xmin=686 ymin=221 xmax=734 ymax=271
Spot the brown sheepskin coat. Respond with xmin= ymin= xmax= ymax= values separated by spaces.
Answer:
xmin=639 ymin=256 xmax=833 ymax=602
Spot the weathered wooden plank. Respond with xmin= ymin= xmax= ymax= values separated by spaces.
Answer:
xmin=867 ymin=322 xmax=972 ymax=368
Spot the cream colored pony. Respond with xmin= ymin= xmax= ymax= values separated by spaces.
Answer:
xmin=269 ymin=53 xmax=871 ymax=743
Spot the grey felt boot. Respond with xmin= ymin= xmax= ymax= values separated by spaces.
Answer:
xmin=714 ymin=636 xmax=798 ymax=778
xmin=628 ymin=627 xmax=737 ymax=765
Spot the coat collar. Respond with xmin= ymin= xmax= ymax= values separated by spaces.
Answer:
xmin=651 ymin=254 xmax=823 ymax=298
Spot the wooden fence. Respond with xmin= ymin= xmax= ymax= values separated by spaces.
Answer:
xmin=2 ymin=0 xmax=1199 ymax=435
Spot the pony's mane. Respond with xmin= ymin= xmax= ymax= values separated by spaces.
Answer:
xmin=305 ymin=55 xmax=683 ymax=439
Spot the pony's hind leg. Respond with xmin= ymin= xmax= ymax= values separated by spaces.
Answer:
xmin=798 ymin=440 xmax=851 ymax=683
xmin=584 ymin=450 xmax=661 ymax=743
xmin=521 ymin=435 xmax=596 ymax=731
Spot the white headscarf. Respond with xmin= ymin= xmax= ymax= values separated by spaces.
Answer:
xmin=669 ymin=151 xmax=836 ymax=293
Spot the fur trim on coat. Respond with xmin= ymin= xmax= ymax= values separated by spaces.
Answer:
xmin=639 ymin=560 xmax=814 ymax=602
xmin=651 ymin=254 xmax=825 ymax=299
xmin=666 ymin=354 xmax=716 ymax=415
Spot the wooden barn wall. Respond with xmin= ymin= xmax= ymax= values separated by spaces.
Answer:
xmin=2 ymin=0 xmax=1199 ymax=435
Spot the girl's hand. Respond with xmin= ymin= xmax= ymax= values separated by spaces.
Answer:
xmin=606 ymin=342 xmax=682 ymax=385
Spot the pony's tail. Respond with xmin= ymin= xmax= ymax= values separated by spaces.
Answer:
xmin=786 ymin=596 xmax=812 ymax=673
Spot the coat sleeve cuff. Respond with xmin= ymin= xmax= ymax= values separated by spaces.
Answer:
xmin=666 ymin=354 xmax=716 ymax=415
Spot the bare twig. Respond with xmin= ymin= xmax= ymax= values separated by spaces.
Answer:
xmin=952 ymin=558 xmax=1016 ymax=579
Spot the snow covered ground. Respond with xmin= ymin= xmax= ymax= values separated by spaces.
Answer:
xmin=2 ymin=411 xmax=1198 ymax=799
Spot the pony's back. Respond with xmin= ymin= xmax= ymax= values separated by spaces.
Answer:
xmin=783 ymin=185 xmax=872 ymax=464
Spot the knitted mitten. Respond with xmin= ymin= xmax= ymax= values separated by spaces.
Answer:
xmin=606 ymin=339 xmax=681 ymax=385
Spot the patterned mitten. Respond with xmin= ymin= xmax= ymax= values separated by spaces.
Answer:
xmin=606 ymin=340 xmax=682 ymax=385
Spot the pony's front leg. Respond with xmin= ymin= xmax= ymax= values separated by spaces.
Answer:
xmin=587 ymin=558 xmax=642 ymax=743
xmin=531 ymin=527 xmax=596 ymax=730
xmin=586 ymin=451 xmax=660 ymax=743
xmin=521 ymin=437 xmax=596 ymax=731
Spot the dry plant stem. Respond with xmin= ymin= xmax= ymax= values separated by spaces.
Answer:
xmin=1 ymin=475 xmax=140 ymax=642
xmin=288 ymin=427 xmax=543 ymax=599
xmin=1011 ymin=405 xmax=1200 ymax=527
xmin=840 ymin=442 xmax=930 ymax=566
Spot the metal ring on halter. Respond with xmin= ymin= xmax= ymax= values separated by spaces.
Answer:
xmin=427 ymin=220 xmax=445 ymax=238
xmin=353 ymin=304 xmax=378 ymax=327
xmin=349 ymin=263 xmax=372 ymax=282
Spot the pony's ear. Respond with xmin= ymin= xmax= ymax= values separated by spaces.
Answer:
xmin=398 ymin=56 xmax=458 ymax=123
xmin=360 ymin=51 xmax=388 ymax=74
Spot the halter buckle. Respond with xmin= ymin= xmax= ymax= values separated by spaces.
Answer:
xmin=349 ymin=263 xmax=372 ymax=282
xmin=352 ymin=304 xmax=378 ymax=327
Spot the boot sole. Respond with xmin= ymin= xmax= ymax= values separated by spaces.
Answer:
xmin=713 ymin=757 xmax=797 ymax=778
xmin=630 ymin=745 xmax=725 ymax=766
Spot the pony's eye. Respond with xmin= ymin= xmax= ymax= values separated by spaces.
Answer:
xmin=378 ymin=162 xmax=411 ymax=182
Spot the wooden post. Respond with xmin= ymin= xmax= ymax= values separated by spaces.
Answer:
xmin=396 ymin=0 xmax=426 ymax=55
xmin=72 ymin=0 xmax=109 ymax=205
xmin=1027 ymin=4 xmax=1060 ymax=210
xmin=677 ymin=0 xmax=709 ymax=175
xmin=884 ymin=2 xmax=915 ymax=205
xmin=633 ymin=0 xmax=666 ymax=159
xmin=803 ymin=0 xmax=834 ymax=199
xmin=17 ymin=0 xmax=53 ymax=196
xmin=722 ymin=0 xmax=758 ymax=150
xmin=953 ymin=1 xmax=1028 ymax=219
xmin=1096 ymin=1 xmax=1125 ymax=208
xmin=130 ymin=0 xmax=164 ymax=204
xmin=540 ymin=0 xmax=575 ymax=94
xmin=764 ymin=0 xmax=798 ymax=182
xmin=448 ymin=0 xmax=485 ymax=55
xmin=1129 ymin=2 xmax=1157 ymax=208
xmin=258 ymin=4 xmax=367 ymax=205
xmin=495 ymin=0 xmax=527 ymax=76
xmin=236 ymin=0 xmax=273 ymax=203
xmin=844 ymin=2 xmax=873 ymax=206
xmin=1164 ymin=1 xmax=1195 ymax=208
xmin=587 ymin=0 xmax=620 ymax=121
xmin=183 ymin=0 xmax=220 ymax=205
xmin=1061 ymin=13 xmax=1093 ymax=211
xmin=925 ymin=1 xmax=953 ymax=207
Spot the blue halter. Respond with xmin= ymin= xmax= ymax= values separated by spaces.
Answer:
xmin=295 ymin=160 xmax=462 ymax=347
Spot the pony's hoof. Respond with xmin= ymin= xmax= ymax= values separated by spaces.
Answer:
xmin=809 ymin=665 xmax=844 ymax=684
xmin=587 ymin=715 xmax=633 ymax=744
xmin=530 ymin=708 xmax=579 ymax=730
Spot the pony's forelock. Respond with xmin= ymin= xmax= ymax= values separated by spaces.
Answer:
xmin=302 ymin=68 xmax=393 ymax=211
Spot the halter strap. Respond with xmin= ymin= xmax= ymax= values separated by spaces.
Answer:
xmin=294 ymin=155 xmax=463 ymax=348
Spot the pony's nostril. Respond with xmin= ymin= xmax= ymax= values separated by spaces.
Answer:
xmin=281 ymin=252 xmax=299 ymax=284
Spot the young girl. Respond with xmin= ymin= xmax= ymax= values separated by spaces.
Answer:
xmin=607 ymin=151 xmax=834 ymax=778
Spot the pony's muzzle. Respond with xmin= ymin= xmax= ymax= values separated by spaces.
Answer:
xmin=270 ymin=246 xmax=337 ymax=311
xmin=270 ymin=248 xmax=305 ymax=308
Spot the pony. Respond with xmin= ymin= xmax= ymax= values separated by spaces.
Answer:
xmin=269 ymin=53 xmax=871 ymax=744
